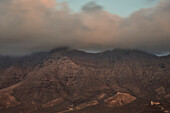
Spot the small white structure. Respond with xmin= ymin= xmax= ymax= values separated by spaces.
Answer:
xmin=150 ymin=101 xmax=160 ymax=106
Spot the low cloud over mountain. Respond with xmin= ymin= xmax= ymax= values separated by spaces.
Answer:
xmin=0 ymin=0 xmax=170 ymax=55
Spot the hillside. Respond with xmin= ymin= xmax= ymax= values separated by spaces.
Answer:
xmin=0 ymin=47 xmax=169 ymax=113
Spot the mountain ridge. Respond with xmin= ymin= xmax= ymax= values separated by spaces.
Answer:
xmin=0 ymin=47 xmax=169 ymax=113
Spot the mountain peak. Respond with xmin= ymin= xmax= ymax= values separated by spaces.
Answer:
xmin=49 ymin=46 xmax=72 ymax=54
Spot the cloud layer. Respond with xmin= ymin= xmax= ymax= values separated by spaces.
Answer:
xmin=0 ymin=0 xmax=170 ymax=55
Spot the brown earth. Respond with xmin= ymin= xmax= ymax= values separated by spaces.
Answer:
xmin=0 ymin=47 xmax=169 ymax=113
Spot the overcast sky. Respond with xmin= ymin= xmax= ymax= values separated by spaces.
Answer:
xmin=0 ymin=0 xmax=169 ymax=55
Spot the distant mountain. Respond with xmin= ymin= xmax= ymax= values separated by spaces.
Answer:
xmin=0 ymin=47 xmax=169 ymax=113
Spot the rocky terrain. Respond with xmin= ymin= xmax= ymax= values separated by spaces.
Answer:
xmin=0 ymin=47 xmax=169 ymax=113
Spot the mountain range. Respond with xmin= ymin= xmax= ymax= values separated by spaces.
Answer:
xmin=0 ymin=47 xmax=169 ymax=113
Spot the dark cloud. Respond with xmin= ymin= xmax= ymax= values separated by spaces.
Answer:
xmin=0 ymin=0 xmax=169 ymax=55
xmin=81 ymin=1 xmax=103 ymax=12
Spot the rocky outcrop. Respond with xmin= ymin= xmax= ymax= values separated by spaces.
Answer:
xmin=75 ymin=100 xmax=99 ymax=110
xmin=104 ymin=92 xmax=136 ymax=107
xmin=0 ymin=93 xmax=20 ymax=109
xmin=42 ymin=98 xmax=64 ymax=108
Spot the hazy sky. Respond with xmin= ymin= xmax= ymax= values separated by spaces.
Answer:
xmin=58 ymin=0 xmax=160 ymax=17
xmin=0 ymin=0 xmax=170 ymax=55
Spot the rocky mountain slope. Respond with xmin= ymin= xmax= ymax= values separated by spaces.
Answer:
xmin=0 ymin=47 xmax=169 ymax=113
